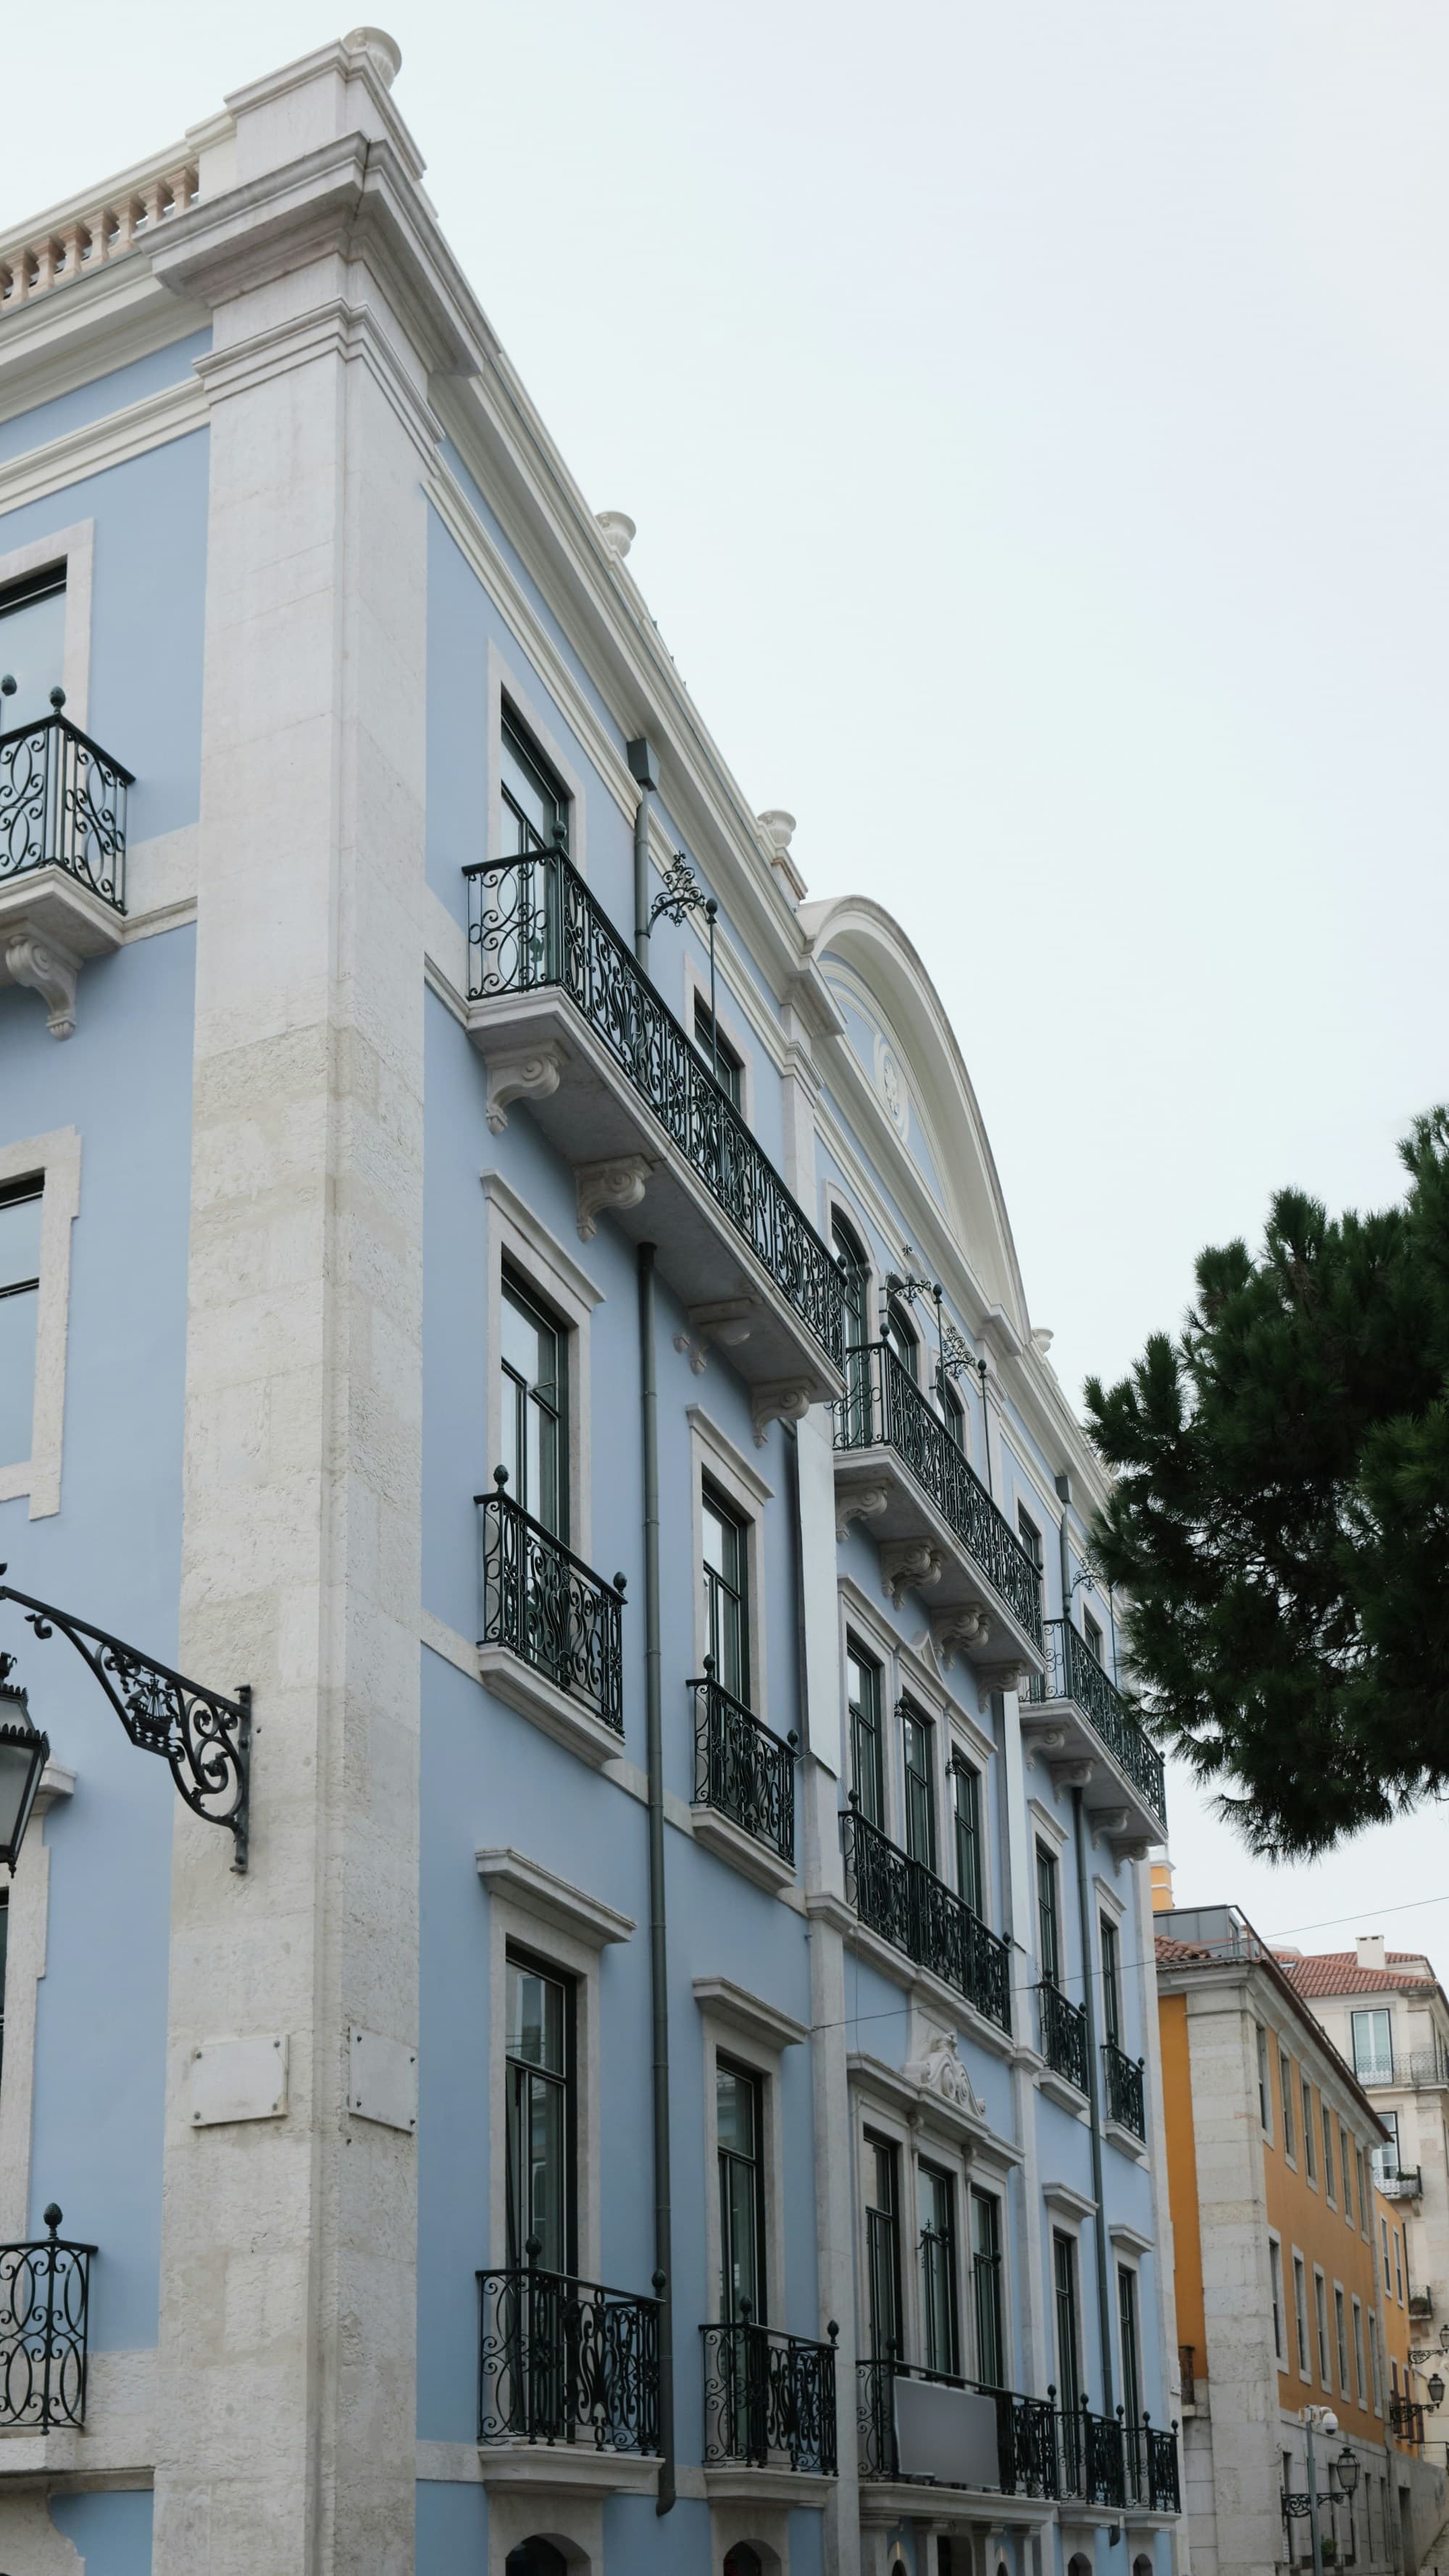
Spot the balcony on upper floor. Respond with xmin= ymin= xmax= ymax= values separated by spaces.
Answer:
xmin=1376 ymin=2163 xmax=1423 ymax=2201
xmin=0 ymin=2208 xmax=93 ymax=2433
xmin=843 ymin=1801 xmax=1012 ymax=2036
xmin=856 ymin=2354 xmax=1058 ymax=2502
xmin=0 ymin=698 xmax=132 ymax=1038
xmin=477 ymin=1475 xmax=627 ymax=1767
xmin=1024 ymin=1618 xmax=1166 ymax=1844
xmin=690 ymin=1663 xmax=797 ymax=1892
xmin=1059 ymin=2401 xmax=1181 ymax=2514
xmin=1103 ymin=2037 xmax=1147 ymax=2142
xmin=702 ymin=2311 xmax=838 ymax=2480
xmin=477 ymin=2255 xmax=662 ymax=2468
xmin=1036 ymin=1979 xmax=1088 ymax=2096
xmin=463 ymin=848 xmax=845 ymax=1408
xmin=833 ymin=1341 xmax=1044 ymax=1673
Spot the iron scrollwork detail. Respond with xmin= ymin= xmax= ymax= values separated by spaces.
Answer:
xmin=0 ymin=2206 xmax=96 ymax=2430
xmin=0 ymin=699 xmax=131 ymax=906
xmin=0 ymin=1571 xmax=251 ymax=1869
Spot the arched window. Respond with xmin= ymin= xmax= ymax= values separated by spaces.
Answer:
xmin=505 ymin=2543 xmax=569 ymax=2576
xmin=884 ymin=1294 xmax=918 ymax=1384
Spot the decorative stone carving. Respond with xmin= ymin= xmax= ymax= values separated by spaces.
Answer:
xmin=595 ymin=510 xmax=636 ymax=559
xmin=484 ymin=1042 xmax=565 ymax=1135
xmin=757 ymin=809 xmax=807 ymax=902
xmin=4 ymin=929 xmax=80 ymax=1040
xmin=343 ymin=24 xmax=403 ymax=83
xmin=1111 ymin=1835 xmax=1158 ymax=1865
xmin=880 ymin=1539 xmax=943 ymax=1607
xmin=687 ymin=1297 xmax=758 ymax=1350
xmin=672 ymin=1331 xmax=709 ymax=1376
xmin=977 ymin=1660 xmax=1035 ymax=1713
xmin=575 ymin=1154 xmax=654 ymax=1242
xmin=835 ymin=1482 xmax=889 ymax=1543
xmin=1019 ymin=1723 xmax=1068 ymax=1767
xmin=930 ymin=1605 xmax=991 ymax=1668
xmin=751 ymin=1380 xmax=814 ymax=1447
xmin=1049 ymin=1759 xmax=1096 ymax=1794
xmin=1090 ymin=1808 xmax=1132 ymax=1848
xmin=903 ymin=2028 xmax=984 ymax=2119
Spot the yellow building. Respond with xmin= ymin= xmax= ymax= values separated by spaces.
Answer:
xmin=1152 ymin=1897 xmax=1445 ymax=2576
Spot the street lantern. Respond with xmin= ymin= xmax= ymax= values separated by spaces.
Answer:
xmin=1332 ymin=2447 xmax=1361 ymax=2498
xmin=0 ymin=1650 xmax=50 ymax=1870
xmin=1427 ymin=2374 xmax=1445 ymax=2410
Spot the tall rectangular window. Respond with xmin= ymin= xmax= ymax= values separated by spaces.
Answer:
xmin=864 ymin=2134 xmax=901 ymax=2360
xmin=1118 ymin=2265 xmax=1142 ymax=2431
xmin=1280 ymin=2049 xmax=1297 ymax=2158
xmin=692 ymin=995 xmax=743 ymax=1110
xmin=717 ymin=2060 xmax=766 ymax=2324
xmin=505 ymin=1954 xmax=573 ymax=2274
xmin=1082 ymin=1608 xmax=1105 ymax=1667
xmin=951 ymin=1760 xmax=982 ymax=1917
xmin=1269 ymin=2238 xmax=1286 ymax=2365
xmin=1303 ymin=2080 xmax=1317 ymax=2180
xmin=1335 ymin=2286 xmax=1349 ymax=2393
xmin=1314 ymin=2270 xmax=1330 ymax=2385
xmin=702 ymin=1482 xmax=750 ymax=1702
xmin=500 ymin=1269 xmax=567 ymax=1538
xmin=501 ymin=710 xmax=568 ymax=855
xmin=971 ymin=2188 xmax=1004 ymax=2388
xmin=918 ymin=2164 xmax=959 ymax=2377
xmin=1368 ymin=2312 xmax=1383 ymax=2411
xmin=1257 ymin=2025 xmax=1272 ymax=2131
xmin=847 ymin=1641 xmax=884 ymax=1828
xmin=1016 ymin=1507 xmax=1043 ymax=1573
xmin=1322 ymin=2104 xmax=1336 ymax=2203
xmin=1101 ymin=1917 xmax=1122 ymax=2048
xmin=0 ymin=1179 xmax=43 ymax=1469
xmin=0 ymin=566 xmax=67 ymax=729
xmin=1380 ymin=2215 xmax=1392 ymax=2293
xmin=1293 ymin=2252 xmax=1310 ymax=2377
xmin=1037 ymin=1844 xmax=1061 ymax=1989
xmin=1352 ymin=2297 xmax=1366 ymax=2403
xmin=901 ymin=1705 xmax=936 ymax=1872
xmin=1341 ymin=2123 xmax=1355 ymax=2224
xmin=1393 ymin=2227 xmax=1403 ymax=2304
xmin=1356 ymin=2146 xmax=1369 ymax=2230
xmin=1053 ymin=2231 xmax=1082 ymax=2414
xmin=1351 ymin=2010 xmax=1393 ymax=2085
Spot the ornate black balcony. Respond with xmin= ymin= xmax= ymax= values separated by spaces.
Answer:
xmin=477 ymin=1476 xmax=625 ymax=1735
xmin=843 ymin=1802 xmax=1011 ymax=2032
xmin=1058 ymin=2399 xmax=1127 ymax=2506
xmin=1037 ymin=1981 xmax=1088 ymax=2092
xmin=477 ymin=2257 xmax=661 ymax=2454
xmin=1104 ymin=2038 xmax=1146 ymax=2139
xmin=0 ymin=704 xmax=130 ymax=908
xmin=464 ymin=849 xmax=844 ymax=1376
xmin=835 ymin=1341 xmax=1043 ymax=1647
xmin=702 ymin=2312 xmax=838 ymax=2474
xmin=690 ymin=1663 xmax=796 ymax=1867
xmin=857 ymin=2354 xmax=1058 ymax=2497
xmin=1391 ymin=2398 xmax=1427 ymax=2449
xmin=1028 ymin=1619 xmax=1166 ymax=1825
xmin=0 ymin=2207 xmax=94 ymax=2430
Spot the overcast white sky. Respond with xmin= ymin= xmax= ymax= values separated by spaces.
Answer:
xmin=6 ymin=2 xmax=1447 ymax=1965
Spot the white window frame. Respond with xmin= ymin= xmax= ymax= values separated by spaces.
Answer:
xmin=1352 ymin=2293 xmax=1367 ymax=2404
xmin=1257 ymin=2024 xmax=1274 ymax=2139
xmin=1323 ymin=2100 xmax=1337 ymax=2206
xmin=487 ymin=640 xmax=588 ymax=877
xmin=695 ymin=1981 xmax=801 ymax=2335
xmin=0 ymin=1768 xmax=73 ymax=2237
xmin=1334 ymin=2280 xmax=1350 ymax=2396
xmin=0 ymin=522 xmax=93 ymax=727
xmin=682 ymin=953 xmax=755 ymax=1131
xmin=1314 ymin=2264 xmax=1331 ymax=2389
xmin=1303 ymin=2076 xmax=1318 ymax=2185
xmin=1293 ymin=2246 xmax=1312 ymax=2383
xmin=1269 ymin=2233 xmax=1287 ymax=2367
xmin=0 ymin=1126 xmax=80 ymax=1518
xmin=1357 ymin=2145 xmax=1369 ymax=2236
xmin=688 ymin=1405 xmax=772 ymax=1720
xmin=482 ymin=1169 xmax=601 ymax=1560
xmin=1280 ymin=2046 xmax=1298 ymax=2167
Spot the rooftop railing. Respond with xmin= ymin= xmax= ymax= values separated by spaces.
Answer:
xmin=690 ymin=1663 xmax=796 ymax=1866
xmin=843 ymin=1799 xmax=1011 ymax=2033
xmin=835 ymin=1339 xmax=1043 ymax=1645
xmin=1027 ymin=1618 xmax=1166 ymax=1824
xmin=0 ymin=2207 xmax=94 ymax=2430
xmin=702 ymin=2310 xmax=838 ymax=2475
xmin=464 ymin=846 xmax=845 ymax=1371
xmin=477 ymin=1473 xmax=626 ymax=1734
xmin=477 ymin=2251 xmax=662 ymax=2455
xmin=0 ymin=700 xmax=131 ymax=911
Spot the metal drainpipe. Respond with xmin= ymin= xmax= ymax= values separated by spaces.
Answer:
xmin=638 ymin=1239 xmax=675 ymax=2509
xmin=628 ymin=735 xmax=659 ymax=971
xmin=1058 ymin=1475 xmax=1115 ymax=2416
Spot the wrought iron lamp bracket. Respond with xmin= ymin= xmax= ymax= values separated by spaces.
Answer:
xmin=0 ymin=1571 xmax=251 ymax=1870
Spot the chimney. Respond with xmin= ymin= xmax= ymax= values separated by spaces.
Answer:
xmin=1151 ymin=1860 xmax=1174 ymax=1914
xmin=1356 ymin=1933 xmax=1387 ymax=1975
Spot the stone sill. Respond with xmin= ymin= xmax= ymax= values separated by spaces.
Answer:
xmin=477 ymin=1643 xmax=626 ymax=1770
xmin=690 ymin=1802 xmax=797 ymax=1895
xmin=703 ymin=2463 xmax=835 ymax=2506
xmin=477 ymin=2441 xmax=659 ymax=2499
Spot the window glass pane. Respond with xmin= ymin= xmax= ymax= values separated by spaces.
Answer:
xmin=1016 ymin=1507 xmax=1043 ymax=1571
xmin=1037 ymin=1845 xmax=1060 ymax=1985
xmin=1351 ymin=2010 xmax=1392 ymax=2083
xmin=902 ymin=1708 xmax=935 ymax=1870
xmin=508 ymin=1962 xmax=564 ymax=2073
xmin=499 ymin=1276 xmax=565 ymax=1536
xmin=693 ymin=998 xmax=742 ymax=1108
xmin=972 ymin=2188 xmax=1004 ymax=2386
xmin=703 ymin=1486 xmax=748 ymax=1699
xmin=885 ymin=1301 xmax=916 ymax=1379
xmin=716 ymin=2063 xmax=756 ymax=2157
xmin=848 ymin=1642 xmax=883 ymax=1826
xmin=0 ymin=578 xmax=67 ymax=729
xmin=1101 ymin=1918 xmax=1121 ymax=2045
xmin=0 ymin=1190 xmax=42 ymax=1292
xmin=918 ymin=2165 xmax=957 ymax=2376
xmin=953 ymin=1762 xmax=982 ymax=1915
xmin=501 ymin=717 xmax=564 ymax=853
xmin=0 ymin=1284 xmax=38 ymax=1465
xmin=1083 ymin=1612 xmax=1104 ymax=1665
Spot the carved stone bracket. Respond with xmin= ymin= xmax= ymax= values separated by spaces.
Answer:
xmin=688 ymin=1297 xmax=759 ymax=1350
xmin=1111 ymin=1834 xmax=1158 ymax=1865
xmin=835 ymin=1481 xmax=889 ymax=1544
xmin=1019 ymin=1720 xmax=1067 ymax=1765
xmin=1049 ymin=1758 xmax=1097 ymax=1794
xmin=1089 ymin=1807 xmax=1132 ymax=1848
xmin=880 ymin=1539 xmax=943 ymax=1608
xmin=4 ymin=929 xmax=80 ymax=1040
xmin=751 ymin=1379 xmax=815 ymax=1448
xmin=485 ymin=1041 xmax=566 ymax=1136
xmin=930 ymin=1605 xmax=991 ymax=1669
xmin=672 ymin=1330 xmax=709 ymax=1376
xmin=979 ymin=1662 xmax=1035 ymax=1714
xmin=575 ymin=1154 xmax=655 ymax=1242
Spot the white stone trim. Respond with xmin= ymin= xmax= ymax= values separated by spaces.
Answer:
xmin=475 ymin=1849 xmax=634 ymax=1952
xmin=0 ymin=1124 xmax=80 ymax=1518
xmin=1108 ymin=2222 xmax=1154 ymax=2258
xmin=692 ymin=1976 xmax=808 ymax=2057
xmin=688 ymin=1404 xmax=773 ymax=1718
xmin=0 ymin=1765 xmax=73 ymax=2238
xmin=0 ymin=522 xmax=93 ymax=727
xmin=0 ymin=377 xmax=208 ymax=524
xmin=1042 ymin=2180 xmax=1097 ymax=2222
xmin=486 ymin=637 xmax=589 ymax=879
xmin=1027 ymin=1797 xmax=1069 ymax=1857
xmin=697 ymin=1989 xmax=793 ymax=2342
xmin=482 ymin=1166 xmax=599 ymax=1560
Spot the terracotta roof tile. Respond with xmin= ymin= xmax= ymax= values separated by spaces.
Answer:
xmin=1277 ymin=1951 xmax=1435 ymax=1999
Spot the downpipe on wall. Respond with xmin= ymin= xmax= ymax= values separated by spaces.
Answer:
xmin=638 ymin=1239 xmax=675 ymax=2510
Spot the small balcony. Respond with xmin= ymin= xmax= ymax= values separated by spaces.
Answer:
xmin=702 ymin=2312 xmax=838 ymax=2476
xmin=0 ymin=702 xmax=132 ymax=1038
xmin=1024 ymin=1618 xmax=1166 ymax=1839
xmin=1390 ymin=2397 xmax=1426 ymax=2451
xmin=1036 ymin=1981 xmax=1088 ymax=2095
xmin=1409 ymin=2286 xmax=1434 ymax=2320
xmin=0 ymin=2207 xmax=94 ymax=2430
xmin=856 ymin=2354 xmax=1058 ymax=2498
xmin=1377 ymin=2164 xmax=1423 ymax=2201
xmin=1056 ymin=2404 xmax=1181 ymax=2514
xmin=477 ymin=2259 xmax=662 ymax=2459
xmin=834 ymin=1341 xmax=1044 ymax=1669
xmin=1403 ymin=2046 xmax=1449 ymax=2090
xmin=1103 ymin=2038 xmax=1147 ymax=2141
xmin=477 ymin=1477 xmax=627 ymax=1765
xmin=843 ymin=1802 xmax=1011 ymax=2034
xmin=463 ymin=850 xmax=844 ymax=1403
xmin=690 ymin=1664 xmax=797 ymax=1889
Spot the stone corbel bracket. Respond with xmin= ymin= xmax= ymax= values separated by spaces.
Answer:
xmin=835 ymin=1481 xmax=889 ymax=1544
xmin=672 ymin=1330 xmax=709 ymax=1376
xmin=485 ymin=1041 xmax=566 ymax=1136
xmin=1049 ymin=1757 xmax=1096 ymax=1795
xmin=686 ymin=1296 xmax=760 ymax=1355
xmin=4 ymin=929 xmax=82 ymax=1040
xmin=1111 ymin=1833 xmax=1158 ymax=1865
xmin=1089 ymin=1807 xmax=1132 ymax=1850
xmin=751 ymin=1379 xmax=815 ymax=1448
xmin=978 ymin=1661 xmax=1035 ymax=1714
xmin=880 ymin=1539 xmax=943 ymax=1608
xmin=1018 ymin=1718 xmax=1067 ymax=1762
xmin=575 ymin=1153 xmax=656 ymax=1242
xmin=930 ymin=1605 xmax=991 ymax=1668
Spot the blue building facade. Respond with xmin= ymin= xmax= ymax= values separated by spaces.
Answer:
xmin=0 ymin=34 xmax=1183 ymax=2576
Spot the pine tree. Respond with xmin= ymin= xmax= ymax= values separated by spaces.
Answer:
xmin=1083 ymin=1108 xmax=1449 ymax=1857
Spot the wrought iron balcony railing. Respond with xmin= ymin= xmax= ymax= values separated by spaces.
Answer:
xmin=835 ymin=1341 xmax=1043 ymax=1646
xmin=464 ymin=848 xmax=844 ymax=1371
xmin=477 ymin=2255 xmax=662 ymax=2454
xmin=1125 ymin=2413 xmax=1183 ymax=2512
xmin=0 ymin=2206 xmax=94 ymax=2430
xmin=1376 ymin=2164 xmax=1423 ymax=2200
xmin=478 ymin=1475 xmax=626 ymax=1734
xmin=1058 ymin=2401 xmax=1181 ymax=2512
xmin=1403 ymin=2046 xmax=1449 ymax=2089
xmin=856 ymin=2354 xmax=1058 ymax=2497
xmin=1103 ymin=2038 xmax=1147 ymax=2139
xmin=843 ymin=1801 xmax=1011 ymax=2032
xmin=702 ymin=2310 xmax=838 ymax=2474
xmin=690 ymin=1663 xmax=796 ymax=1866
xmin=0 ymin=704 xmax=131 ymax=909
xmin=1037 ymin=1981 xmax=1089 ymax=2092
xmin=1408 ymin=2286 xmax=1434 ymax=2318
xmin=1390 ymin=2398 xmax=1426 ymax=2449
xmin=1027 ymin=1618 xmax=1166 ymax=1823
